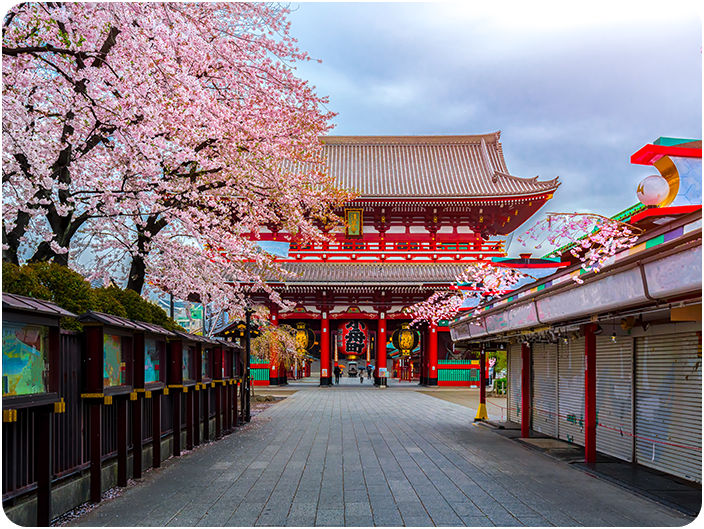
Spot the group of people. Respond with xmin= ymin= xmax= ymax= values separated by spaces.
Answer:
xmin=333 ymin=364 xmax=373 ymax=384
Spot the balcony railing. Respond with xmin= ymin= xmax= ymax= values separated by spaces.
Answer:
xmin=281 ymin=239 xmax=505 ymax=262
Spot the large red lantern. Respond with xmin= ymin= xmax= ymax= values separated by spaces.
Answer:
xmin=338 ymin=320 xmax=368 ymax=359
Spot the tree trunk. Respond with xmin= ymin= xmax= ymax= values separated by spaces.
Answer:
xmin=125 ymin=216 xmax=168 ymax=294
xmin=126 ymin=253 xmax=146 ymax=294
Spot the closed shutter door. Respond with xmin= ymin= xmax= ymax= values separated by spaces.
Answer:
xmin=557 ymin=338 xmax=585 ymax=446
xmin=596 ymin=336 xmax=634 ymax=461
xmin=508 ymin=343 xmax=522 ymax=423
xmin=532 ymin=343 xmax=558 ymax=437
xmin=635 ymin=332 xmax=702 ymax=483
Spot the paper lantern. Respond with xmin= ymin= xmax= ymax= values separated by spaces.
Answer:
xmin=339 ymin=320 xmax=368 ymax=358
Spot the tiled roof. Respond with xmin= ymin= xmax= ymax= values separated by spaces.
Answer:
xmin=78 ymin=310 xmax=145 ymax=330
xmin=271 ymin=263 xmax=470 ymax=284
xmin=320 ymin=133 xmax=559 ymax=198
xmin=2 ymin=292 xmax=77 ymax=318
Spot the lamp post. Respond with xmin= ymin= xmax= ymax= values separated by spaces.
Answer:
xmin=245 ymin=307 xmax=252 ymax=422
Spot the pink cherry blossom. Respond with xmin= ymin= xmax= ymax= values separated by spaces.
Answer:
xmin=3 ymin=3 xmax=354 ymax=315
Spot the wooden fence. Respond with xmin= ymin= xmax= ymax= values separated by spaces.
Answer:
xmin=2 ymin=330 xmax=249 ymax=523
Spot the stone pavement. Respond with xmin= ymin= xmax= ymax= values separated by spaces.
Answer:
xmin=67 ymin=382 xmax=693 ymax=527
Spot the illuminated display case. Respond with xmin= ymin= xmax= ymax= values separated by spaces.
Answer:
xmin=198 ymin=336 xmax=219 ymax=385
xmin=77 ymin=311 xmax=140 ymax=396
xmin=169 ymin=331 xmax=203 ymax=388
xmin=132 ymin=321 xmax=176 ymax=392
xmin=2 ymin=293 xmax=75 ymax=409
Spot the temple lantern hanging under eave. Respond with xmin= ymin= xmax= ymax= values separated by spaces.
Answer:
xmin=337 ymin=320 xmax=368 ymax=360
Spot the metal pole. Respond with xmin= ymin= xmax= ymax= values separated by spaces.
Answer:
xmin=245 ymin=307 xmax=252 ymax=422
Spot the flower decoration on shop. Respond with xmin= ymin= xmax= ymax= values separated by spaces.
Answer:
xmin=408 ymin=262 xmax=533 ymax=325
xmin=517 ymin=212 xmax=642 ymax=284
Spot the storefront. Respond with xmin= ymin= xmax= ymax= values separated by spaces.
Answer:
xmin=452 ymin=209 xmax=702 ymax=483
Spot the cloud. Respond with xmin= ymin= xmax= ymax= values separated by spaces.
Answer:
xmin=287 ymin=1 xmax=702 ymax=251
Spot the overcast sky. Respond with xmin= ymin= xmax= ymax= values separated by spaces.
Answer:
xmin=287 ymin=1 xmax=702 ymax=253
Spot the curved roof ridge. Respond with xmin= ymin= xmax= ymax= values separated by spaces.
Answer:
xmin=320 ymin=133 xmax=501 ymax=145
xmin=493 ymin=170 xmax=560 ymax=189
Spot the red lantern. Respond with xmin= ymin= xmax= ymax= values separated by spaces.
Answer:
xmin=338 ymin=320 xmax=368 ymax=359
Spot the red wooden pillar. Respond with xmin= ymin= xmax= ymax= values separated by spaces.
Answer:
xmin=202 ymin=385 xmax=210 ymax=441
xmin=521 ymin=343 xmax=531 ymax=438
xmin=225 ymin=383 xmax=232 ymax=433
xmin=377 ymin=314 xmax=387 ymax=387
xmin=585 ymin=324 xmax=597 ymax=466
xmin=132 ymin=394 xmax=143 ymax=479
xmin=172 ymin=390 xmax=181 ymax=457
xmin=320 ymin=315 xmax=332 ymax=386
xmin=90 ymin=403 xmax=102 ymax=502
xmin=186 ymin=389 xmax=194 ymax=450
xmin=193 ymin=386 xmax=201 ymax=446
xmin=117 ymin=396 xmax=129 ymax=487
xmin=152 ymin=392 xmax=161 ymax=468
xmin=269 ymin=305 xmax=280 ymax=385
xmin=428 ymin=323 xmax=438 ymax=386
xmin=222 ymin=383 xmax=229 ymax=434
xmin=215 ymin=383 xmax=222 ymax=438
xmin=34 ymin=406 xmax=53 ymax=526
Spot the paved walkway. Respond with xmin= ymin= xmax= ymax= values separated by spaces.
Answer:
xmin=68 ymin=382 xmax=692 ymax=527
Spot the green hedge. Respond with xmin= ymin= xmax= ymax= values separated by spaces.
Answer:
xmin=2 ymin=262 xmax=183 ymax=332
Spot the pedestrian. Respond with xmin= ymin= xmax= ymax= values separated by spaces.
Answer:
xmin=359 ymin=369 xmax=364 ymax=383
xmin=366 ymin=364 xmax=372 ymax=379
xmin=333 ymin=365 xmax=341 ymax=385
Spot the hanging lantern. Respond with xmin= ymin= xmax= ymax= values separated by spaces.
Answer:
xmin=391 ymin=323 xmax=419 ymax=356
xmin=294 ymin=322 xmax=315 ymax=354
xmin=637 ymin=175 xmax=670 ymax=206
xmin=339 ymin=320 xmax=368 ymax=360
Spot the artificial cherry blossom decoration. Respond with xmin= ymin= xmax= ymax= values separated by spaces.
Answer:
xmin=517 ymin=213 xmax=641 ymax=283
xmin=409 ymin=263 xmax=533 ymax=325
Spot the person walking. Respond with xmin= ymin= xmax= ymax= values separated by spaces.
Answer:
xmin=359 ymin=369 xmax=364 ymax=383
xmin=333 ymin=365 xmax=341 ymax=385
xmin=366 ymin=364 xmax=373 ymax=379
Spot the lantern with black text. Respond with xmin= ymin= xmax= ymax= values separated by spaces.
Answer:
xmin=338 ymin=320 xmax=368 ymax=360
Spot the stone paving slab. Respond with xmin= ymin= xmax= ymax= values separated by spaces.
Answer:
xmin=66 ymin=385 xmax=694 ymax=527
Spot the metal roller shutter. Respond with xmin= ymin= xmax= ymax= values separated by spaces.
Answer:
xmin=635 ymin=332 xmax=702 ymax=483
xmin=596 ymin=336 xmax=634 ymax=462
xmin=557 ymin=338 xmax=585 ymax=446
xmin=532 ymin=343 xmax=558 ymax=437
xmin=508 ymin=343 xmax=522 ymax=423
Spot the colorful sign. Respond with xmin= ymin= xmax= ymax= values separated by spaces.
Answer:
xmin=182 ymin=345 xmax=194 ymax=381
xmin=378 ymin=368 xmax=388 ymax=377
xmin=345 ymin=209 xmax=363 ymax=236
xmin=145 ymin=338 xmax=160 ymax=383
xmin=202 ymin=347 xmax=210 ymax=378
xmin=104 ymin=334 xmax=125 ymax=387
xmin=2 ymin=322 xmax=49 ymax=396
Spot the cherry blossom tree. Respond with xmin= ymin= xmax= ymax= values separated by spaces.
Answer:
xmin=517 ymin=212 xmax=641 ymax=283
xmin=250 ymin=324 xmax=303 ymax=369
xmin=3 ymin=2 xmax=352 ymax=313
